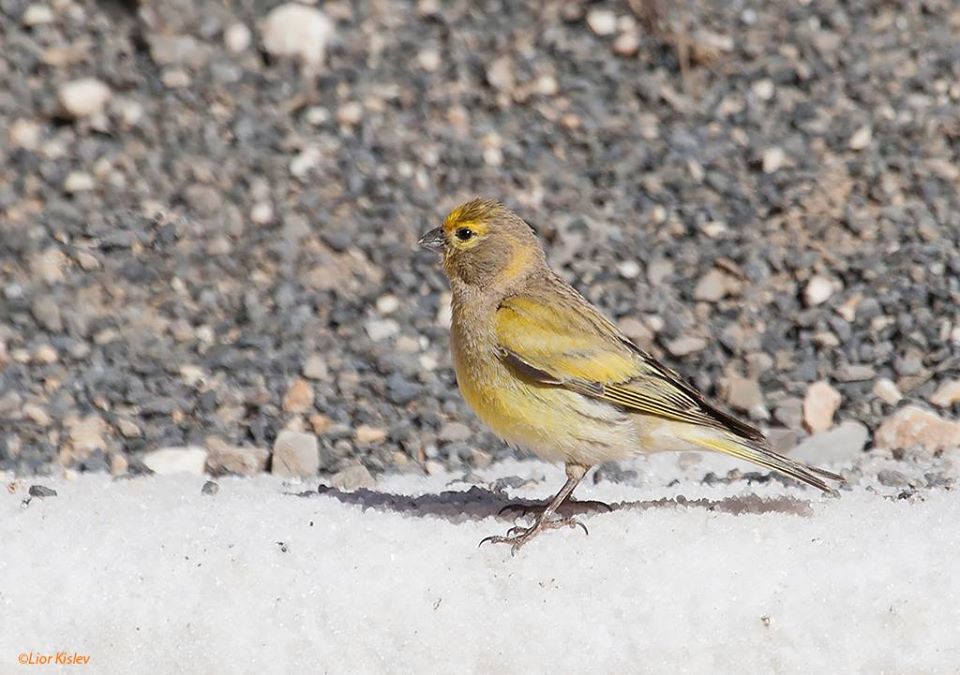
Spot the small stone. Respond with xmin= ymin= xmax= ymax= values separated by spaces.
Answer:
xmin=849 ymin=125 xmax=872 ymax=150
xmin=142 ymin=447 xmax=208 ymax=475
xmin=873 ymin=378 xmax=903 ymax=405
xmin=618 ymin=260 xmax=641 ymax=279
xmin=68 ymin=415 xmax=108 ymax=454
xmin=618 ymin=317 xmax=654 ymax=350
xmin=354 ymin=425 xmax=387 ymax=445
xmin=424 ymin=460 xmax=444 ymax=475
xmin=835 ymin=364 xmax=876 ymax=382
xmin=10 ymin=119 xmax=41 ymax=149
xmin=282 ymin=378 xmax=315 ymax=414
xmin=251 ymin=202 xmax=273 ymax=225
xmin=665 ymin=336 xmax=707 ymax=357
xmin=418 ymin=49 xmax=440 ymax=72
xmin=612 ymin=32 xmax=640 ymax=57
xmin=751 ymin=78 xmax=775 ymax=101
xmin=486 ymin=56 xmax=514 ymax=92
xmin=271 ymin=431 xmax=319 ymax=477
xmin=724 ymin=376 xmax=765 ymax=416
xmin=260 ymin=3 xmax=334 ymax=70
xmin=790 ymin=421 xmax=868 ymax=465
xmin=646 ymin=258 xmax=673 ymax=286
xmin=365 ymin=318 xmax=399 ymax=341
xmin=64 ymin=171 xmax=95 ymax=193
xmin=23 ymin=4 xmax=54 ymax=26
xmin=875 ymin=406 xmax=960 ymax=453
xmin=894 ymin=351 xmax=924 ymax=377
xmin=337 ymin=101 xmax=363 ymax=126
xmin=586 ymin=9 xmax=617 ymax=36
xmin=804 ymin=275 xmax=838 ymax=307
xmin=376 ymin=294 xmax=400 ymax=314
xmin=162 ymin=69 xmax=190 ymax=88
xmin=22 ymin=403 xmax=51 ymax=426
xmin=762 ymin=147 xmax=785 ymax=173
xmin=34 ymin=344 xmax=57 ymax=364
xmin=201 ymin=480 xmax=220 ymax=496
xmin=58 ymin=78 xmax=111 ymax=119
xmin=302 ymin=355 xmax=329 ymax=380
xmin=438 ymin=422 xmax=472 ymax=443
xmin=876 ymin=469 xmax=909 ymax=488
xmin=224 ymin=23 xmax=252 ymax=53
xmin=31 ymin=296 xmax=62 ymax=332
xmin=206 ymin=442 xmax=268 ymax=476
xmin=309 ymin=414 xmax=332 ymax=434
xmin=116 ymin=419 xmax=141 ymax=438
xmin=694 ymin=269 xmax=741 ymax=302
xmin=930 ymin=380 xmax=960 ymax=408
xmin=110 ymin=454 xmax=128 ymax=476
xmin=803 ymin=381 xmax=842 ymax=433
xmin=31 ymin=247 xmax=67 ymax=284
xmin=28 ymin=485 xmax=57 ymax=498
xmin=331 ymin=464 xmax=376 ymax=491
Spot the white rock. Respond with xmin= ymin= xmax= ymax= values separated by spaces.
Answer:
xmin=23 ymin=3 xmax=54 ymax=26
xmin=63 ymin=171 xmax=94 ymax=193
xmin=260 ymin=3 xmax=334 ymax=70
xmin=289 ymin=145 xmax=321 ymax=179
xmin=302 ymin=355 xmax=329 ymax=380
xmin=762 ymin=146 xmax=785 ymax=173
xmin=873 ymin=378 xmax=902 ymax=405
xmin=271 ymin=431 xmax=319 ymax=478
xmin=751 ymin=78 xmax=775 ymax=101
xmin=250 ymin=202 xmax=273 ymax=225
xmin=143 ymin=447 xmax=208 ymax=475
xmin=665 ymin=336 xmax=707 ymax=357
xmin=10 ymin=119 xmax=41 ymax=150
xmin=58 ymin=78 xmax=111 ymax=119
xmin=790 ymin=421 xmax=868 ymax=465
xmin=804 ymin=275 xmax=837 ymax=307
xmin=365 ymin=318 xmax=399 ymax=342
xmin=376 ymin=294 xmax=400 ymax=315
xmin=618 ymin=260 xmax=641 ymax=279
xmin=418 ymin=49 xmax=440 ymax=72
xmin=849 ymin=125 xmax=872 ymax=150
xmin=586 ymin=9 xmax=617 ymax=36
xmin=224 ymin=22 xmax=252 ymax=53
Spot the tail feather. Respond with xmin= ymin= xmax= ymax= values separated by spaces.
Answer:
xmin=687 ymin=432 xmax=841 ymax=493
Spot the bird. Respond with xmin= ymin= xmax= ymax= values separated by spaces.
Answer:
xmin=418 ymin=198 xmax=841 ymax=551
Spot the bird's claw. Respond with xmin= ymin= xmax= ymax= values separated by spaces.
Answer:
xmin=479 ymin=514 xmax=589 ymax=553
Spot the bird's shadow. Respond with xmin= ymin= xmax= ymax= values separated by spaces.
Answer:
xmin=288 ymin=483 xmax=814 ymax=522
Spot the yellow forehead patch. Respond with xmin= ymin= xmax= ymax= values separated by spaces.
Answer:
xmin=442 ymin=198 xmax=502 ymax=235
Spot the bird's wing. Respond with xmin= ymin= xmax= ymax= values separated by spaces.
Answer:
xmin=495 ymin=286 xmax=765 ymax=444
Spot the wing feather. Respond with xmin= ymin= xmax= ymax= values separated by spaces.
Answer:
xmin=495 ymin=283 xmax=765 ymax=444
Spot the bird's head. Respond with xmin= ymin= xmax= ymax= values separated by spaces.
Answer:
xmin=418 ymin=198 xmax=545 ymax=289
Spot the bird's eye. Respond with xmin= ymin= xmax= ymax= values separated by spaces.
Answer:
xmin=455 ymin=227 xmax=475 ymax=242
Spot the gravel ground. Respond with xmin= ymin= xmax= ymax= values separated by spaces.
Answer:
xmin=1 ymin=0 xmax=959 ymax=479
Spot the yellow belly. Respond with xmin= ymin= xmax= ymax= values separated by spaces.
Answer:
xmin=452 ymin=343 xmax=639 ymax=465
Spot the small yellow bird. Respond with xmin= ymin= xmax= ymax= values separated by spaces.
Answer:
xmin=419 ymin=198 xmax=840 ymax=551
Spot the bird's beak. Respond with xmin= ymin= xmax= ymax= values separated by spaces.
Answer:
xmin=418 ymin=227 xmax=445 ymax=253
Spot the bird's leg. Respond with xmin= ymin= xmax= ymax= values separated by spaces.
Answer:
xmin=481 ymin=463 xmax=590 ymax=553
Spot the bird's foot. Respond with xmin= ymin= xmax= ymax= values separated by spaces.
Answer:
xmin=497 ymin=499 xmax=613 ymax=519
xmin=479 ymin=514 xmax=589 ymax=554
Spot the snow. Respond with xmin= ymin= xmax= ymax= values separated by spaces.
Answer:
xmin=1 ymin=453 xmax=958 ymax=674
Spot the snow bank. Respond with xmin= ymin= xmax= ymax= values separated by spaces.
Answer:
xmin=1 ymin=453 xmax=958 ymax=673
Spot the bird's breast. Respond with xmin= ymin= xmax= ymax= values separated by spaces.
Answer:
xmin=450 ymin=320 xmax=637 ymax=464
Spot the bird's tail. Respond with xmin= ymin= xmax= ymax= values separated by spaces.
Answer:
xmin=682 ymin=428 xmax=842 ymax=493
